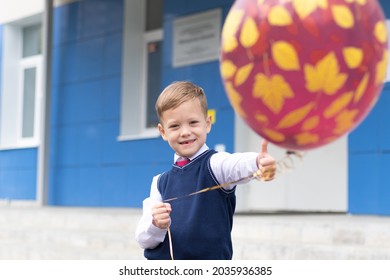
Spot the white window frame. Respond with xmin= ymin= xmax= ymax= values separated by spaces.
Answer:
xmin=119 ymin=0 xmax=162 ymax=141
xmin=0 ymin=15 xmax=42 ymax=150
xmin=18 ymin=55 xmax=42 ymax=146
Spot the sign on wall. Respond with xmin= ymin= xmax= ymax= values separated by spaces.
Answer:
xmin=173 ymin=9 xmax=221 ymax=68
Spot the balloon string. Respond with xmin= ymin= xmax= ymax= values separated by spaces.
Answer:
xmin=164 ymin=150 xmax=305 ymax=260
xmin=167 ymin=227 xmax=174 ymax=260
xmin=163 ymin=172 xmax=259 ymax=202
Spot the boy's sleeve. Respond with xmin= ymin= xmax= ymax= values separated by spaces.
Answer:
xmin=210 ymin=151 xmax=258 ymax=190
xmin=135 ymin=175 xmax=168 ymax=249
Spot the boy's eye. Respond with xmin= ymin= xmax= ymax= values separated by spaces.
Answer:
xmin=169 ymin=124 xmax=179 ymax=129
xmin=190 ymin=120 xmax=199 ymax=125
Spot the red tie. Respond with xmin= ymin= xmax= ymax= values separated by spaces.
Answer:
xmin=176 ymin=158 xmax=190 ymax=167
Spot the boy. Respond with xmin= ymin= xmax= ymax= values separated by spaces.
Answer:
xmin=135 ymin=81 xmax=276 ymax=260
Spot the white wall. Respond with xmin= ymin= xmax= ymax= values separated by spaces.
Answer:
xmin=0 ymin=0 xmax=79 ymax=24
xmin=0 ymin=0 xmax=44 ymax=24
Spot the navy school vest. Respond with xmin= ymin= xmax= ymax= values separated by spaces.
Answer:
xmin=144 ymin=149 xmax=236 ymax=260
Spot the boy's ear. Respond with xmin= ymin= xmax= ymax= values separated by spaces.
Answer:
xmin=206 ymin=115 xmax=212 ymax=133
xmin=158 ymin=123 xmax=168 ymax=141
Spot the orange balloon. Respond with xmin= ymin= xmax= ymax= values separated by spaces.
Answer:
xmin=220 ymin=0 xmax=388 ymax=150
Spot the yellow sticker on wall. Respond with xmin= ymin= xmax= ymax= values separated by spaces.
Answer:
xmin=208 ymin=109 xmax=216 ymax=124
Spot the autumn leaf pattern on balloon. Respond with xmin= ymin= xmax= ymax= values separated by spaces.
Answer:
xmin=268 ymin=6 xmax=292 ymax=26
xmin=220 ymin=60 xmax=237 ymax=79
xmin=324 ymin=91 xmax=354 ymax=118
xmin=263 ymin=128 xmax=285 ymax=142
xmin=375 ymin=50 xmax=388 ymax=85
xmin=302 ymin=116 xmax=320 ymax=130
xmin=255 ymin=112 xmax=269 ymax=125
xmin=292 ymin=0 xmax=328 ymax=19
xmin=295 ymin=132 xmax=319 ymax=145
xmin=219 ymin=0 xmax=387 ymax=150
xmin=277 ymin=102 xmax=314 ymax=129
xmin=345 ymin=0 xmax=367 ymax=5
xmin=304 ymin=52 xmax=348 ymax=95
xmin=272 ymin=41 xmax=300 ymax=71
xmin=253 ymin=74 xmax=295 ymax=114
xmin=342 ymin=47 xmax=363 ymax=69
xmin=354 ymin=73 xmax=369 ymax=103
xmin=333 ymin=109 xmax=359 ymax=134
xmin=240 ymin=17 xmax=259 ymax=48
xmin=374 ymin=21 xmax=387 ymax=43
xmin=225 ymin=82 xmax=247 ymax=118
xmin=235 ymin=63 xmax=254 ymax=86
xmin=332 ymin=5 xmax=354 ymax=29
xmin=222 ymin=9 xmax=244 ymax=53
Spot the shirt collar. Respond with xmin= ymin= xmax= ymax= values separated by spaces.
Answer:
xmin=174 ymin=144 xmax=209 ymax=163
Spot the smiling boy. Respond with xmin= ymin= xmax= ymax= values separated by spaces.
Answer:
xmin=135 ymin=81 xmax=276 ymax=260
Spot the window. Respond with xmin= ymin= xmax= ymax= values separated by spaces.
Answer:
xmin=0 ymin=17 xmax=42 ymax=149
xmin=119 ymin=0 xmax=163 ymax=140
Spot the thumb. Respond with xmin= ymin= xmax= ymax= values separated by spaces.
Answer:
xmin=260 ymin=139 xmax=269 ymax=158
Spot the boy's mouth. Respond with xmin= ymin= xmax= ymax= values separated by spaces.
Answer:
xmin=180 ymin=139 xmax=196 ymax=145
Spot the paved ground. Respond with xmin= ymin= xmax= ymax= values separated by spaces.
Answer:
xmin=0 ymin=206 xmax=389 ymax=259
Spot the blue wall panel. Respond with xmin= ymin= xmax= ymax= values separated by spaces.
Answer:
xmin=348 ymin=153 xmax=380 ymax=215
xmin=55 ymin=125 xmax=80 ymax=166
xmin=379 ymin=0 xmax=390 ymax=18
xmin=0 ymin=149 xmax=37 ymax=200
xmin=52 ymin=167 xmax=80 ymax=205
xmin=52 ymin=2 xmax=82 ymax=45
xmin=102 ymin=77 xmax=121 ymax=121
xmin=77 ymin=37 xmax=105 ymax=80
xmin=0 ymin=169 xmax=36 ymax=200
xmin=100 ymin=121 xmax=128 ymax=165
xmin=78 ymin=124 xmax=103 ymax=165
xmin=348 ymin=0 xmax=390 ymax=215
xmin=127 ymin=163 xmax=169 ymax=208
xmin=80 ymin=0 xmax=123 ymax=39
xmin=100 ymin=166 xmax=130 ymax=206
xmin=350 ymin=152 xmax=390 ymax=216
xmin=103 ymin=33 xmax=123 ymax=77
xmin=378 ymin=154 xmax=390 ymax=215
xmin=60 ymin=80 xmax=104 ymax=124
xmin=164 ymin=0 xmax=233 ymax=18
xmin=348 ymin=90 xmax=390 ymax=215
xmin=57 ymin=43 xmax=80 ymax=84
xmin=378 ymin=89 xmax=390 ymax=151
xmin=348 ymin=95 xmax=382 ymax=153
xmin=78 ymin=166 xmax=103 ymax=206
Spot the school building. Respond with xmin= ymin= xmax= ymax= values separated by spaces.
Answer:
xmin=0 ymin=0 xmax=389 ymax=216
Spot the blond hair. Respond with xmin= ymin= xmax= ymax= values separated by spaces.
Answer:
xmin=155 ymin=81 xmax=208 ymax=121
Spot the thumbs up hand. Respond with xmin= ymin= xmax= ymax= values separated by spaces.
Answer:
xmin=256 ymin=140 xmax=276 ymax=181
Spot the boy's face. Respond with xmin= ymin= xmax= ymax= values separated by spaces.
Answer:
xmin=158 ymin=99 xmax=211 ymax=158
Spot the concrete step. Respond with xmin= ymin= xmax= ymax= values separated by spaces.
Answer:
xmin=1 ymin=207 xmax=390 ymax=259
xmin=0 ymin=206 xmax=144 ymax=259
xmin=0 ymin=207 xmax=135 ymax=231
xmin=232 ymin=214 xmax=390 ymax=259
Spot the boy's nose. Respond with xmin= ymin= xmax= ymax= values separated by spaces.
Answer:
xmin=180 ymin=125 xmax=191 ymax=136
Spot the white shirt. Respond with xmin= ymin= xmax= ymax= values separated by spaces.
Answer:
xmin=135 ymin=144 xmax=259 ymax=250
